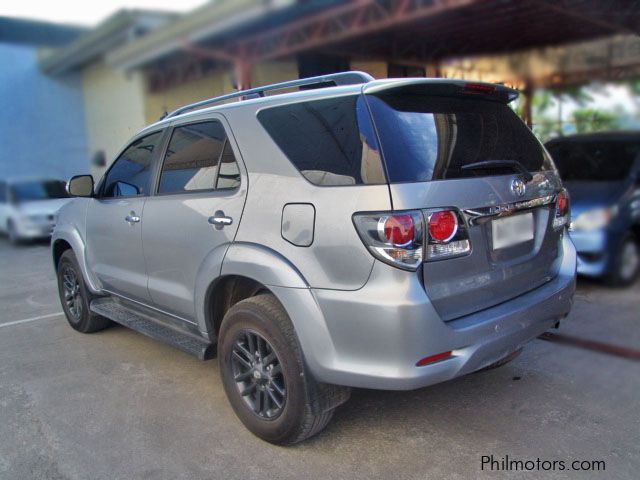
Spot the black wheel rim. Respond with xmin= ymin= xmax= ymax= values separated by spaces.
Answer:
xmin=62 ymin=266 xmax=83 ymax=321
xmin=231 ymin=330 xmax=286 ymax=420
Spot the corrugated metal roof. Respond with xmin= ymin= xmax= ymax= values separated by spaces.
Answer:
xmin=39 ymin=9 xmax=177 ymax=76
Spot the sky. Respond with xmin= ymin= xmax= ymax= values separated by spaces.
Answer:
xmin=0 ymin=0 xmax=209 ymax=26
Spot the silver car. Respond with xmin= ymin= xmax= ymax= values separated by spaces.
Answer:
xmin=52 ymin=72 xmax=576 ymax=444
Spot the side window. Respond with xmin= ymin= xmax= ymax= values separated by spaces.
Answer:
xmin=158 ymin=120 xmax=240 ymax=194
xmin=102 ymin=132 xmax=162 ymax=198
xmin=257 ymin=95 xmax=385 ymax=186
xmin=0 ymin=182 xmax=6 ymax=203
xmin=216 ymin=140 xmax=241 ymax=189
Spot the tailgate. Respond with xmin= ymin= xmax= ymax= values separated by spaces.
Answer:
xmin=391 ymin=174 xmax=563 ymax=321
xmin=365 ymin=80 xmax=566 ymax=321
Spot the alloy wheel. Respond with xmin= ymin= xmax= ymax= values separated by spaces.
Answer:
xmin=231 ymin=330 xmax=286 ymax=420
xmin=62 ymin=266 xmax=83 ymax=321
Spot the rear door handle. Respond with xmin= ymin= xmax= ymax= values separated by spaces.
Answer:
xmin=208 ymin=210 xmax=233 ymax=230
xmin=125 ymin=212 xmax=140 ymax=224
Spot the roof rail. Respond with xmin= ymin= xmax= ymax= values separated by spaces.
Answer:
xmin=163 ymin=71 xmax=374 ymax=120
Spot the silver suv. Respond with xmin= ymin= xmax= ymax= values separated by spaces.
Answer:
xmin=53 ymin=72 xmax=576 ymax=444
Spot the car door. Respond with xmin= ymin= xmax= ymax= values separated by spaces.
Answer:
xmin=142 ymin=116 xmax=247 ymax=321
xmin=86 ymin=130 xmax=165 ymax=302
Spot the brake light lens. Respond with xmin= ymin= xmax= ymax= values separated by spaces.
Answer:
xmin=382 ymin=214 xmax=415 ymax=246
xmin=553 ymin=189 xmax=570 ymax=230
xmin=428 ymin=211 xmax=458 ymax=242
xmin=426 ymin=209 xmax=471 ymax=261
xmin=557 ymin=191 xmax=568 ymax=215
xmin=353 ymin=211 xmax=423 ymax=270
xmin=463 ymin=83 xmax=496 ymax=94
xmin=353 ymin=208 xmax=472 ymax=269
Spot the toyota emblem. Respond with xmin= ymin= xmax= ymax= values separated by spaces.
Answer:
xmin=510 ymin=178 xmax=526 ymax=197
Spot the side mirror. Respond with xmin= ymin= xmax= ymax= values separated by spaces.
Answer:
xmin=67 ymin=175 xmax=94 ymax=197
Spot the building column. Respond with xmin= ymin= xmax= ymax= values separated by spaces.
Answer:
xmin=522 ymin=79 xmax=533 ymax=129
xmin=234 ymin=55 xmax=253 ymax=90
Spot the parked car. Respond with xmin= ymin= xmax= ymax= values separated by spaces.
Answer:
xmin=52 ymin=72 xmax=576 ymax=444
xmin=545 ymin=132 xmax=640 ymax=286
xmin=0 ymin=178 xmax=70 ymax=244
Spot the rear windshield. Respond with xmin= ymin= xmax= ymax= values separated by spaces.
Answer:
xmin=367 ymin=94 xmax=554 ymax=183
xmin=257 ymin=96 xmax=386 ymax=186
xmin=545 ymin=139 xmax=639 ymax=181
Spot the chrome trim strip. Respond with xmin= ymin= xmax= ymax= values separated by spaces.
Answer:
xmin=463 ymin=195 xmax=556 ymax=226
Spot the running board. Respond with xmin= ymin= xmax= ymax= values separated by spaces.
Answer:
xmin=90 ymin=297 xmax=215 ymax=360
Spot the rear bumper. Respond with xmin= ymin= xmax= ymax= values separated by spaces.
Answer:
xmin=292 ymin=234 xmax=576 ymax=390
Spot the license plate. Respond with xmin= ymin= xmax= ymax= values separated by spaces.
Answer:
xmin=491 ymin=213 xmax=534 ymax=250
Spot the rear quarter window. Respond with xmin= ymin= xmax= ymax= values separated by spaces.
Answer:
xmin=257 ymin=96 xmax=386 ymax=186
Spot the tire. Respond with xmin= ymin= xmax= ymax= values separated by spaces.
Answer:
xmin=7 ymin=220 xmax=21 ymax=245
xmin=476 ymin=348 xmax=523 ymax=373
xmin=218 ymin=294 xmax=334 ymax=445
xmin=57 ymin=250 xmax=111 ymax=333
xmin=605 ymin=234 xmax=640 ymax=287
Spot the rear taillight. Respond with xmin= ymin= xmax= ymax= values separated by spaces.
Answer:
xmin=353 ymin=208 xmax=471 ymax=269
xmin=553 ymin=189 xmax=570 ymax=230
xmin=353 ymin=211 xmax=423 ymax=270
xmin=426 ymin=209 xmax=471 ymax=261
xmin=428 ymin=211 xmax=458 ymax=242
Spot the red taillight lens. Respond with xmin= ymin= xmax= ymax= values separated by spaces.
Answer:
xmin=553 ymin=188 xmax=570 ymax=230
xmin=557 ymin=191 xmax=568 ymax=216
xmin=353 ymin=210 xmax=424 ymax=270
xmin=416 ymin=351 xmax=452 ymax=366
xmin=428 ymin=210 xmax=458 ymax=243
xmin=382 ymin=215 xmax=415 ymax=246
xmin=464 ymin=83 xmax=496 ymax=94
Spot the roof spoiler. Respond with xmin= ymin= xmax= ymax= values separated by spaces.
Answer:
xmin=363 ymin=79 xmax=519 ymax=103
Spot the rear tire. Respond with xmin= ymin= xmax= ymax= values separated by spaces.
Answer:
xmin=218 ymin=294 xmax=334 ymax=445
xmin=57 ymin=250 xmax=111 ymax=333
xmin=605 ymin=235 xmax=640 ymax=287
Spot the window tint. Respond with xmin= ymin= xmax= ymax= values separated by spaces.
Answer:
xmin=103 ymin=132 xmax=162 ymax=198
xmin=367 ymin=94 xmax=554 ymax=183
xmin=158 ymin=121 xmax=239 ymax=194
xmin=546 ymin=139 xmax=640 ymax=182
xmin=10 ymin=180 xmax=68 ymax=202
xmin=257 ymin=96 xmax=386 ymax=186
xmin=216 ymin=140 xmax=241 ymax=189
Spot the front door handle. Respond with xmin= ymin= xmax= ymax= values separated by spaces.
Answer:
xmin=125 ymin=212 xmax=140 ymax=224
xmin=208 ymin=210 xmax=233 ymax=230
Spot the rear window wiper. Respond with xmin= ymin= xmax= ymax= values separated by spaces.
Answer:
xmin=461 ymin=160 xmax=533 ymax=182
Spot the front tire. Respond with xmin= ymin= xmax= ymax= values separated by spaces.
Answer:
xmin=57 ymin=250 xmax=110 ymax=333
xmin=605 ymin=235 xmax=640 ymax=287
xmin=7 ymin=220 xmax=21 ymax=245
xmin=218 ymin=294 xmax=334 ymax=445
